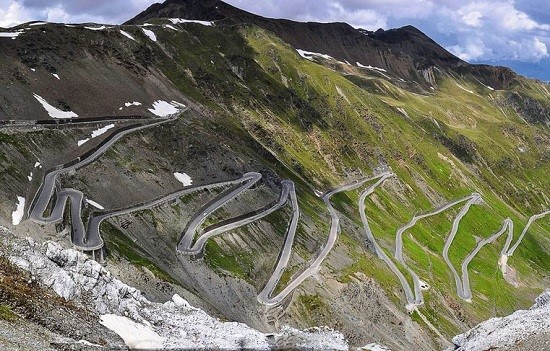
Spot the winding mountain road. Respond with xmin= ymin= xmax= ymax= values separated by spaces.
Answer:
xmin=29 ymin=114 xmax=179 ymax=250
xmin=442 ymin=193 xmax=481 ymax=300
xmin=22 ymin=108 xmax=547 ymax=307
xmin=177 ymin=177 xmax=293 ymax=255
xmin=394 ymin=193 xmax=481 ymax=305
xmin=257 ymin=173 xmax=392 ymax=305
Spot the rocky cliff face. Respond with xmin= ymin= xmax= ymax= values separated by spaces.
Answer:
xmin=1 ymin=228 xmax=349 ymax=350
xmin=124 ymin=0 xmax=465 ymax=85
xmin=448 ymin=291 xmax=550 ymax=351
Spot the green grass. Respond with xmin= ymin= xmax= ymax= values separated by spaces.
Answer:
xmin=0 ymin=305 xmax=17 ymax=322
xmin=203 ymin=239 xmax=253 ymax=279
xmin=141 ymin=21 xmax=549 ymax=336
xmin=101 ymin=221 xmax=179 ymax=284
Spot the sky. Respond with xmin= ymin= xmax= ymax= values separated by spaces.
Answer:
xmin=1 ymin=0 xmax=549 ymax=81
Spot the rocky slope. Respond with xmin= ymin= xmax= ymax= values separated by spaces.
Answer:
xmin=1 ymin=227 xmax=348 ymax=350
xmin=448 ymin=291 xmax=550 ymax=351
xmin=124 ymin=0 xmax=522 ymax=90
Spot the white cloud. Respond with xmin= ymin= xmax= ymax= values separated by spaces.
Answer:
xmin=325 ymin=3 xmax=386 ymax=30
xmin=0 ymin=1 xmax=33 ymax=27
xmin=447 ymin=38 xmax=489 ymax=61
xmin=461 ymin=10 xmax=483 ymax=27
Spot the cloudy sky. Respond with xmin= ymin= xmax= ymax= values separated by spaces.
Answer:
xmin=1 ymin=0 xmax=549 ymax=80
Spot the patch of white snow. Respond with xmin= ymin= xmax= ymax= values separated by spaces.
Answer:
xmin=33 ymin=94 xmax=78 ymax=119
xmin=52 ymin=73 xmax=60 ymax=80
xmin=148 ymin=100 xmax=185 ymax=117
xmin=12 ymin=196 xmax=25 ymax=225
xmin=77 ymin=124 xmax=115 ymax=146
xmin=0 ymin=32 xmax=22 ymax=39
xmin=86 ymin=199 xmax=104 ymax=210
xmin=165 ymin=24 xmax=178 ymax=31
xmin=296 ymin=49 xmax=333 ymax=61
xmin=84 ymin=25 xmax=106 ymax=31
xmin=100 ymin=314 xmax=165 ymax=350
xmin=356 ymin=62 xmax=387 ymax=72
xmin=142 ymin=28 xmax=157 ymax=42
xmin=30 ymin=68 xmax=36 ymax=72
xmin=168 ymin=18 xmax=213 ymax=26
xmin=119 ymin=30 xmax=135 ymax=41
xmin=91 ymin=124 xmax=115 ymax=138
xmin=27 ymin=172 xmax=33 ymax=182
xmin=34 ymin=161 xmax=41 ymax=168
xmin=174 ymin=172 xmax=193 ymax=186
xmin=124 ymin=101 xmax=141 ymax=107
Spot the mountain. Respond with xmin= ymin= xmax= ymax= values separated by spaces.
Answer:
xmin=125 ymin=0 xmax=517 ymax=90
xmin=0 ymin=0 xmax=549 ymax=350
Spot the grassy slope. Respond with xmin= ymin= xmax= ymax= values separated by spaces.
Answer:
xmin=235 ymin=26 xmax=549 ymax=332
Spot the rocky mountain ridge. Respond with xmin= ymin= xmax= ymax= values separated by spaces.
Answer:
xmin=125 ymin=0 xmax=521 ymax=90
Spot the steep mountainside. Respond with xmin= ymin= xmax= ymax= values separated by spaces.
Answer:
xmin=124 ymin=0 xmax=522 ymax=91
xmin=0 ymin=1 xmax=549 ymax=350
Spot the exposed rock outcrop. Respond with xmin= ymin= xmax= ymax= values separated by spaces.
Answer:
xmin=4 ymin=232 xmax=349 ymax=350
xmin=448 ymin=291 xmax=550 ymax=351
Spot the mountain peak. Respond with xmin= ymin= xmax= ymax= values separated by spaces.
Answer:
xmin=125 ymin=0 xmax=466 ymax=85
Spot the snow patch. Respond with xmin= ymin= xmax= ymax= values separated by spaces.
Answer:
xmin=100 ymin=314 xmax=165 ymax=350
xmin=51 ymin=73 xmax=60 ymax=80
xmin=168 ymin=18 xmax=213 ymax=26
xmin=148 ymin=100 xmax=185 ymax=117
xmin=84 ymin=25 xmax=106 ymax=31
xmin=33 ymin=94 xmax=78 ymax=119
xmin=86 ymin=199 xmax=104 ymax=210
xmin=27 ymin=172 xmax=33 ymax=182
xmin=361 ymin=343 xmax=393 ymax=351
xmin=91 ymin=124 xmax=115 ymax=138
xmin=356 ymin=62 xmax=387 ymax=72
xmin=164 ymin=24 xmax=178 ymax=31
xmin=77 ymin=124 xmax=115 ymax=146
xmin=124 ymin=101 xmax=141 ymax=107
xmin=119 ymin=30 xmax=135 ymax=41
xmin=0 ymin=32 xmax=22 ymax=39
xmin=29 ymin=22 xmax=47 ymax=26
xmin=142 ymin=28 xmax=157 ymax=42
xmin=296 ymin=49 xmax=333 ymax=61
xmin=34 ymin=161 xmax=41 ymax=168
xmin=174 ymin=172 xmax=192 ymax=186
xmin=12 ymin=196 xmax=25 ymax=226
